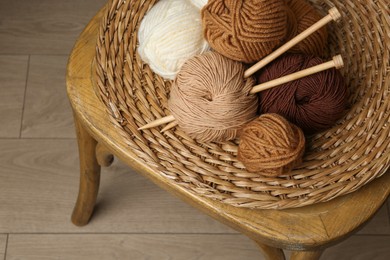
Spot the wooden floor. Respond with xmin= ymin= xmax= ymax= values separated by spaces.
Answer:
xmin=0 ymin=0 xmax=389 ymax=259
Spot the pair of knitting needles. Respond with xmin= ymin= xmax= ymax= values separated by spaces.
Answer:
xmin=139 ymin=7 xmax=343 ymax=132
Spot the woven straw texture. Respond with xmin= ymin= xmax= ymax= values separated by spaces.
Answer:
xmin=95 ymin=0 xmax=390 ymax=209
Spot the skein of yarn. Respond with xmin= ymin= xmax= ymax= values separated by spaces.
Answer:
xmin=138 ymin=0 xmax=209 ymax=80
xmin=238 ymin=113 xmax=305 ymax=176
xmin=169 ymin=51 xmax=258 ymax=142
xmin=285 ymin=0 xmax=328 ymax=56
xmin=258 ymin=53 xmax=348 ymax=134
xmin=202 ymin=0 xmax=288 ymax=63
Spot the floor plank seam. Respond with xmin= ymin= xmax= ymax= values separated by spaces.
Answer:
xmin=29 ymin=54 xmax=69 ymax=57
xmin=5 ymin=233 xmax=389 ymax=237
xmin=4 ymin=234 xmax=8 ymax=260
xmin=0 ymin=137 xmax=77 ymax=141
xmin=0 ymin=53 xmax=70 ymax=57
xmin=5 ymin=232 xmax=241 ymax=236
xmin=0 ymin=54 xmax=34 ymax=57
xmin=18 ymin=55 xmax=30 ymax=139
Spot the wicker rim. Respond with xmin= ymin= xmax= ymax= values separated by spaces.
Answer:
xmin=94 ymin=0 xmax=390 ymax=209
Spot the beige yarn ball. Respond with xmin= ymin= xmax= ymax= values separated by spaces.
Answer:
xmin=169 ymin=52 xmax=258 ymax=142
xmin=138 ymin=0 xmax=210 ymax=80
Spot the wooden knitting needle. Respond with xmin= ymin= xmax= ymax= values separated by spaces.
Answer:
xmin=244 ymin=7 xmax=341 ymax=78
xmin=138 ymin=115 xmax=175 ymax=130
xmin=160 ymin=121 xmax=178 ymax=132
xmin=250 ymin=55 xmax=344 ymax=94
xmin=139 ymin=55 xmax=344 ymax=131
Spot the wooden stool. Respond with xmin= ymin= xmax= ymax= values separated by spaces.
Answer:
xmin=66 ymin=8 xmax=390 ymax=260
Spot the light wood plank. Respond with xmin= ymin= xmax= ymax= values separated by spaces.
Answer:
xmin=0 ymin=55 xmax=29 ymax=138
xmin=21 ymin=55 xmax=75 ymax=138
xmin=0 ymin=234 xmax=7 ymax=259
xmin=0 ymin=139 xmax=233 ymax=233
xmin=0 ymin=0 xmax=107 ymax=55
xmin=7 ymin=234 xmax=390 ymax=260
xmin=6 ymin=234 xmax=261 ymax=260
xmin=320 ymin=235 xmax=390 ymax=260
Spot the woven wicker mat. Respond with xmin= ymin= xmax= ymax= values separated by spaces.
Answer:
xmin=94 ymin=0 xmax=390 ymax=209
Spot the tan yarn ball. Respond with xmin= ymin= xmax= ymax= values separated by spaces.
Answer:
xmin=285 ymin=0 xmax=328 ymax=56
xmin=238 ymin=114 xmax=305 ymax=176
xmin=202 ymin=0 xmax=288 ymax=63
xmin=168 ymin=51 xmax=258 ymax=142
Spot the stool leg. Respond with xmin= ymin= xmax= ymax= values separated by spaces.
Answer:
xmin=290 ymin=250 xmax=323 ymax=260
xmin=254 ymin=241 xmax=285 ymax=260
xmin=71 ymin=113 xmax=101 ymax=226
xmin=96 ymin=142 xmax=114 ymax=167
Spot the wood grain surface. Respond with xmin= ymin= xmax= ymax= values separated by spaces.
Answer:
xmin=6 ymin=234 xmax=260 ymax=260
xmin=5 ymin=234 xmax=390 ymax=260
xmin=0 ymin=0 xmax=107 ymax=55
xmin=21 ymin=55 xmax=75 ymax=138
xmin=320 ymin=235 xmax=390 ymax=260
xmin=0 ymin=234 xmax=6 ymax=259
xmin=0 ymin=55 xmax=29 ymax=138
xmin=0 ymin=139 xmax=232 ymax=234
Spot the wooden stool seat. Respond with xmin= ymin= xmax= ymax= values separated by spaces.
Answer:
xmin=66 ymin=8 xmax=390 ymax=260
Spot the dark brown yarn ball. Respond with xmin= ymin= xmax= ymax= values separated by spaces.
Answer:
xmin=285 ymin=0 xmax=328 ymax=56
xmin=258 ymin=53 xmax=348 ymax=134
xmin=202 ymin=0 xmax=288 ymax=63
xmin=238 ymin=113 xmax=305 ymax=176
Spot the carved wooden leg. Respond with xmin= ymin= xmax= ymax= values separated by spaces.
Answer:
xmin=290 ymin=250 xmax=323 ymax=260
xmin=254 ymin=240 xmax=285 ymax=260
xmin=71 ymin=113 xmax=101 ymax=226
xmin=96 ymin=142 xmax=114 ymax=167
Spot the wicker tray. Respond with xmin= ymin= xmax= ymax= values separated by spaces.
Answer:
xmin=94 ymin=0 xmax=390 ymax=209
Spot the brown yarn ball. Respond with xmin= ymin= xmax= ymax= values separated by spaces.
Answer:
xmin=238 ymin=113 xmax=305 ymax=176
xmin=202 ymin=0 xmax=288 ymax=63
xmin=258 ymin=53 xmax=348 ymax=134
xmin=168 ymin=51 xmax=258 ymax=142
xmin=285 ymin=0 xmax=328 ymax=56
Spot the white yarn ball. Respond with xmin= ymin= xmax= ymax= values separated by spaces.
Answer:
xmin=189 ymin=0 xmax=208 ymax=9
xmin=138 ymin=0 xmax=209 ymax=80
